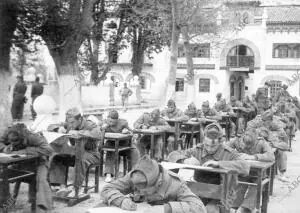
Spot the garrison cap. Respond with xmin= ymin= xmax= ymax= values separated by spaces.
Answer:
xmin=204 ymin=123 xmax=223 ymax=139
xmin=202 ymin=101 xmax=210 ymax=107
xmin=167 ymin=99 xmax=176 ymax=107
xmin=216 ymin=93 xmax=222 ymax=98
xmin=66 ymin=107 xmax=81 ymax=118
xmin=108 ymin=110 xmax=119 ymax=119
xmin=151 ymin=109 xmax=160 ymax=117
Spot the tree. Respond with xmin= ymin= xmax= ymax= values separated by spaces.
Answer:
xmin=0 ymin=0 xmax=19 ymax=135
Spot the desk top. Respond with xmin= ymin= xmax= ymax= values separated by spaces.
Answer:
xmin=160 ymin=161 xmax=232 ymax=174
xmin=133 ymin=129 xmax=165 ymax=134
xmin=88 ymin=202 xmax=152 ymax=213
xmin=247 ymin=160 xmax=275 ymax=169
xmin=0 ymin=154 xmax=38 ymax=165
xmin=104 ymin=132 xmax=132 ymax=139
xmin=166 ymin=119 xmax=187 ymax=123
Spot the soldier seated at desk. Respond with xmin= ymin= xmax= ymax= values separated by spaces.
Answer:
xmin=0 ymin=123 xmax=53 ymax=213
xmin=101 ymin=110 xmax=139 ymax=183
xmin=213 ymin=99 xmax=236 ymax=138
xmin=161 ymin=99 xmax=189 ymax=154
xmin=134 ymin=109 xmax=170 ymax=161
xmin=226 ymin=130 xmax=274 ymax=213
xmin=49 ymin=107 xmax=103 ymax=197
xmin=167 ymin=123 xmax=250 ymax=213
xmin=256 ymin=126 xmax=290 ymax=182
xmin=101 ymin=155 xmax=206 ymax=213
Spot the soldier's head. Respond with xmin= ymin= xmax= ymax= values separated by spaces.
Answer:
xmin=216 ymin=93 xmax=222 ymax=101
xmin=282 ymin=84 xmax=288 ymax=90
xmin=107 ymin=110 xmax=119 ymax=126
xmin=261 ymin=110 xmax=273 ymax=122
xmin=65 ymin=107 xmax=83 ymax=130
xmin=202 ymin=101 xmax=210 ymax=113
xmin=5 ymin=124 xmax=28 ymax=149
xmin=167 ymin=99 xmax=176 ymax=113
xmin=130 ymin=155 xmax=160 ymax=195
xmin=35 ymin=76 xmax=40 ymax=83
xmin=124 ymin=83 xmax=127 ymax=88
xmin=230 ymin=96 xmax=236 ymax=105
xmin=188 ymin=102 xmax=197 ymax=112
xmin=150 ymin=109 xmax=160 ymax=122
xmin=241 ymin=131 xmax=256 ymax=150
xmin=203 ymin=123 xmax=223 ymax=154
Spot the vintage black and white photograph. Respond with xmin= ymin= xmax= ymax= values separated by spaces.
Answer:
xmin=0 ymin=0 xmax=300 ymax=212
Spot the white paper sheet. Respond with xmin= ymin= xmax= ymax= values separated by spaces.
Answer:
xmin=87 ymin=203 xmax=152 ymax=213
xmin=42 ymin=131 xmax=70 ymax=144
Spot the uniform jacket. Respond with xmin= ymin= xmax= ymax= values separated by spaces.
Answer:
xmin=120 ymin=87 xmax=133 ymax=97
xmin=227 ymin=137 xmax=275 ymax=162
xmin=134 ymin=113 xmax=170 ymax=130
xmin=101 ymin=167 xmax=207 ymax=213
xmin=31 ymin=82 xmax=44 ymax=99
xmin=184 ymin=108 xmax=203 ymax=119
xmin=102 ymin=118 xmax=130 ymax=133
xmin=201 ymin=108 xmax=221 ymax=121
xmin=13 ymin=82 xmax=27 ymax=101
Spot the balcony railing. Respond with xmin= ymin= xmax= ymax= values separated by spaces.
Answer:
xmin=227 ymin=56 xmax=254 ymax=67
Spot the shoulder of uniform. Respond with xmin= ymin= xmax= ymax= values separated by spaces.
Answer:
xmin=167 ymin=170 xmax=184 ymax=182
xmin=223 ymin=144 xmax=236 ymax=153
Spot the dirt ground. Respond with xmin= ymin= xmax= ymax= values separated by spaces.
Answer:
xmin=5 ymin=108 xmax=300 ymax=213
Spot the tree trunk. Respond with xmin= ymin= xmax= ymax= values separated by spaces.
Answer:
xmin=182 ymin=25 xmax=195 ymax=104
xmin=0 ymin=0 xmax=18 ymax=135
xmin=165 ymin=0 xmax=181 ymax=104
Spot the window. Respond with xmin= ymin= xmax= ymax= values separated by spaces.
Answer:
xmin=199 ymin=78 xmax=210 ymax=92
xmin=269 ymin=80 xmax=282 ymax=98
xmin=273 ymin=43 xmax=300 ymax=58
xmin=175 ymin=78 xmax=184 ymax=92
xmin=227 ymin=45 xmax=254 ymax=67
xmin=193 ymin=43 xmax=210 ymax=58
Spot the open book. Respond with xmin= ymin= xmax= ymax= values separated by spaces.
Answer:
xmin=42 ymin=131 xmax=71 ymax=144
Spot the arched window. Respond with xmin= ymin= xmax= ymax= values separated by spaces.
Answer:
xmin=227 ymin=45 xmax=254 ymax=67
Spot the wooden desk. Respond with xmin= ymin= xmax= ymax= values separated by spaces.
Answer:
xmin=165 ymin=119 xmax=186 ymax=150
xmin=161 ymin=161 xmax=234 ymax=213
xmin=245 ymin=160 xmax=275 ymax=213
xmin=180 ymin=121 xmax=201 ymax=148
xmin=0 ymin=154 xmax=39 ymax=213
xmin=133 ymin=129 xmax=166 ymax=160
xmin=102 ymin=133 xmax=133 ymax=178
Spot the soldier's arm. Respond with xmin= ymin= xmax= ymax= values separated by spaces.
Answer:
xmin=254 ymin=141 xmax=275 ymax=162
xmin=176 ymin=110 xmax=189 ymax=121
xmin=166 ymin=183 xmax=206 ymax=213
xmin=167 ymin=148 xmax=198 ymax=163
xmin=0 ymin=130 xmax=9 ymax=152
xmin=133 ymin=114 xmax=146 ymax=129
xmin=14 ymin=134 xmax=53 ymax=157
xmin=100 ymin=173 xmax=134 ymax=207
xmin=226 ymin=139 xmax=237 ymax=149
xmin=206 ymin=108 xmax=222 ymax=121
xmin=218 ymin=151 xmax=250 ymax=176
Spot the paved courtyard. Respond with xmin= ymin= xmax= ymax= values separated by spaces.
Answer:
xmin=6 ymin=107 xmax=300 ymax=213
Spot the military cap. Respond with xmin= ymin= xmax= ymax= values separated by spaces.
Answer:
xmin=202 ymin=101 xmax=210 ymax=107
xmin=108 ymin=110 xmax=119 ymax=119
xmin=204 ymin=123 xmax=223 ymax=139
xmin=188 ymin=102 xmax=197 ymax=109
xmin=261 ymin=109 xmax=273 ymax=121
xmin=167 ymin=99 xmax=176 ymax=107
xmin=282 ymin=84 xmax=288 ymax=89
xmin=230 ymin=96 xmax=236 ymax=101
xmin=216 ymin=93 xmax=222 ymax=98
xmin=66 ymin=107 xmax=81 ymax=118
xmin=151 ymin=109 xmax=160 ymax=117
xmin=131 ymin=155 xmax=159 ymax=187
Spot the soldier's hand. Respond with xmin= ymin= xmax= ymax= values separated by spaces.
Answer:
xmin=183 ymin=157 xmax=200 ymax=166
xmin=120 ymin=198 xmax=137 ymax=211
xmin=202 ymin=160 xmax=219 ymax=168
xmin=149 ymin=126 xmax=158 ymax=130
xmin=68 ymin=130 xmax=79 ymax=136
xmin=143 ymin=205 xmax=164 ymax=213
xmin=141 ymin=125 xmax=149 ymax=129
xmin=122 ymin=128 xmax=130 ymax=134
xmin=58 ymin=126 xmax=67 ymax=133
xmin=3 ymin=145 xmax=12 ymax=153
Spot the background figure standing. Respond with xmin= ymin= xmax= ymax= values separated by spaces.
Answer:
xmin=109 ymin=76 xmax=115 ymax=106
xmin=11 ymin=75 xmax=27 ymax=121
xmin=119 ymin=83 xmax=132 ymax=111
xmin=31 ymin=76 xmax=44 ymax=120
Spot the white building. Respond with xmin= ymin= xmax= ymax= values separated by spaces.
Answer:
xmin=108 ymin=0 xmax=300 ymax=107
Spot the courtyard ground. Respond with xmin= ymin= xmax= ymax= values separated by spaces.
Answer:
xmin=5 ymin=107 xmax=300 ymax=213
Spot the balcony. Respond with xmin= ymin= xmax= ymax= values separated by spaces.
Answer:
xmin=227 ymin=56 xmax=254 ymax=67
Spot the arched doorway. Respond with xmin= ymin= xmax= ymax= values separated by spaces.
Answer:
xmin=229 ymin=75 xmax=245 ymax=101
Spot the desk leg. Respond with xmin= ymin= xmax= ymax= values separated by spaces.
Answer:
xmin=256 ymin=170 xmax=263 ymax=213
xmin=226 ymin=119 xmax=230 ymax=141
xmin=150 ymin=134 xmax=155 ymax=159
xmin=115 ymin=139 xmax=120 ymax=179
xmin=269 ymin=164 xmax=275 ymax=196
xmin=0 ymin=165 xmax=10 ymax=213
xmin=174 ymin=123 xmax=179 ymax=151
xmin=68 ymin=138 xmax=90 ymax=206
xmin=162 ymin=133 xmax=165 ymax=161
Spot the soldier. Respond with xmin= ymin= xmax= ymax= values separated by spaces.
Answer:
xmin=134 ymin=109 xmax=170 ymax=161
xmin=226 ymin=130 xmax=274 ymax=213
xmin=255 ymin=81 xmax=271 ymax=114
xmin=31 ymin=76 xmax=44 ymax=120
xmin=161 ymin=99 xmax=189 ymax=154
xmin=184 ymin=102 xmax=203 ymax=120
xmin=167 ymin=123 xmax=250 ymax=213
xmin=0 ymin=123 xmax=53 ymax=213
xmin=101 ymin=110 xmax=139 ymax=182
xmin=275 ymin=84 xmax=292 ymax=103
xmin=119 ymin=83 xmax=133 ymax=111
xmin=11 ymin=75 xmax=27 ymax=120
xmin=256 ymin=126 xmax=290 ymax=182
xmin=49 ymin=107 xmax=103 ymax=196
xmin=101 ymin=155 xmax=206 ymax=213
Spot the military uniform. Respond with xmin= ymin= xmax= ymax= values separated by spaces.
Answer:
xmin=134 ymin=112 xmax=170 ymax=160
xmin=226 ymin=135 xmax=274 ymax=210
xmin=49 ymin=117 xmax=103 ymax=187
xmin=214 ymin=101 xmax=237 ymax=137
xmin=101 ymin=156 xmax=206 ymax=213
xmin=101 ymin=118 xmax=139 ymax=176
xmin=184 ymin=103 xmax=203 ymax=120
xmin=31 ymin=81 xmax=44 ymax=119
xmin=11 ymin=80 xmax=27 ymax=120
xmin=119 ymin=86 xmax=133 ymax=110
xmin=0 ymin=124 xmax=53 ymax=212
